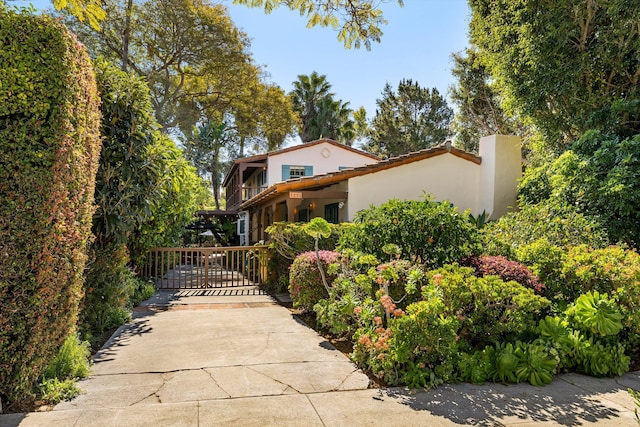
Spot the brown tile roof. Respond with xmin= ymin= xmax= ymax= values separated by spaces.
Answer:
xmin=266 ymin=138 xmax=380 ymax=160
xmin=240 ymin=141 xmax=481 ymax=209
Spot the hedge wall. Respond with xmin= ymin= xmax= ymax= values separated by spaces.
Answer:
xmin=0 ymin=7 xmax=101 ymax=408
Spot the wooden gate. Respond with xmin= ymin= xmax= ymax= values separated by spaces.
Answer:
xmin=144 ymin=246 xmax=268 ymax=290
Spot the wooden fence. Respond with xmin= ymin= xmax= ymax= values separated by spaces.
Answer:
xmin=144 ymin=246 xmax=268 ymax=290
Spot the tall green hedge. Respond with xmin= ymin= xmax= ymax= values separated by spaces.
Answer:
xmin=0 ymin=7 xmax=101 ymax=408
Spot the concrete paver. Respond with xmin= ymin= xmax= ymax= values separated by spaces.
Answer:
xmin=2 ymin=287 xmax=640 ymax=426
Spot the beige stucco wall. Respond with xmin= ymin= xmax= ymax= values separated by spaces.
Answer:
xmin=267 ymin=141 xmax=376 ymax=185
xmin=347 ymin=153 xmax=481 ymax=221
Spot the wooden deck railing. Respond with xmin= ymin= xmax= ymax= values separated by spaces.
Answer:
xmin=144 ymin=246 xmax=269 ymax=290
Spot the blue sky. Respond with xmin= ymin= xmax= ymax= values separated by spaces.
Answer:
xmin=20 ymin=0 xmax=470 ymax=119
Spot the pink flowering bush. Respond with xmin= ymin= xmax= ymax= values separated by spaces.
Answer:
xmin=352 ymin=295 xmax=460 ymax=388
xmin=289 ymin=251 xmax=339 ymax=311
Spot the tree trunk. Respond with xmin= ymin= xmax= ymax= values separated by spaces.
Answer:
xmin=121 ymin=0 xmax=133 ymax=72
xmin=212 ymin=159 xmax=220 ymax=210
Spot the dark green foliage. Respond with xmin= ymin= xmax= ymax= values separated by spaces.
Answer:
xmin=338 ymin=198 xmax=481 ymax=269
xmin=265 ymin=221 xmax=343 ymax=293
xmin=81 ymin=244 xmax=135 ymax=342
xmin=92 ymin=58 xmax=162 ymax=247
xmin=0 ymin=7 xmax=101 ymax=407
xmin=518 ymin=131 xmax=640 ymax=247
xmin=469 ymin=0 xmax=640 ymax=150
xmin=127 ymin=133 xmax=209 ymax=268
xmin=364 ymin=80 xmax=453 ymax=158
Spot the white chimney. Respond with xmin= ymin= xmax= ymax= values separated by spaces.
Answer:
xmin=478 ymin=135 xmax=522 ymax=219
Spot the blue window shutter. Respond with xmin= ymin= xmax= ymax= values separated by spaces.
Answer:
xmin=304 ymin=165 xmax=313 ymax=176
xmin=282 ymin=165 xmax=290 ymax=180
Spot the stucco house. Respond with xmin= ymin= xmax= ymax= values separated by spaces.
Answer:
xmin=223 ymin=135 xmax=522 ymax=245
xmin=222 ymin=138 xmax=379 ymax=245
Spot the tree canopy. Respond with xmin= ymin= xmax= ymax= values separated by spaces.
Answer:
xmin=518 ymin=131 xmax=640 ymax=247
xmin=469 ymin=0 xmax=640 ymax=152
xmin=449 ymin=48 xmax=518 ymax=153
xmin=363 ymin=79 xmax=453 ymax=158
xmin=49 ymin=0 xmax=403 ymax=49
xmin=232 ymin=0 xmax=403 ymax=49
xmin=64 ymin=0 xmax=296 ymax=148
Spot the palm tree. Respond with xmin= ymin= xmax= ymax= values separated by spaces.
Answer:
xmin=289 ymin=72 xmax=356 ymax=144
xmin=290 ymin=72 xmax=333 ymax=142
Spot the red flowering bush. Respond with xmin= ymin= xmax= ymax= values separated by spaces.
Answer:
xmin=461 ymin=255 xmax=545 ymax=293
xmin=289 ymin=251 xmax=339 ymax=311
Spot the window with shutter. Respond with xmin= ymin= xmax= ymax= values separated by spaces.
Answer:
xmin=283 ymin=165 xmax=313 ymax=180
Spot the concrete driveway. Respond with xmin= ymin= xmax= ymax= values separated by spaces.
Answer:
xmin=1 ymin=286 xmax=639 ymax=426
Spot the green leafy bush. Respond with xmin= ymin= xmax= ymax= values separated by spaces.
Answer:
xmin=265 ymin=221 xmax=343 ymax=293
xmin=289 ymin=251 xmax=339 ymax=311
xmin=428 ymin=264 xmax=550 ymax=347
xmin=515 ymin=240 xmax=567 ymax=302
xmin=36 ymin=332 xmax=91 ymax=405
xmin=389 ymin=299 xmax=460 ymax=387
xmin=81 ymin=244 xmax=135 ymax=342
xmin=41 ymin=335 xmax=91 ymax=382
xmin=483 ymin=203 xmax=608 ymax=257
xmin=37 ymin=378 xmax=81 ymax=405
xmin=0 ymin=6 xmax=101 ymax=407
xmin=127 ymin=133 xmax=210 ymax=269
xmin=352 ymin=296 xmax=460 ymax=388
xmin=518 ymin=131 xmax=640 ymax=247
xmin=130 ymin=278 xmax=156 ymax=307
xmin=338 ymin=197 xmax=481 ymax=268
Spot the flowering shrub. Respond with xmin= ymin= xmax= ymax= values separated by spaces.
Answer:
xmin=352 ymin=296 xmax=460 ymax=388
xmin=314 ymin=252 xmax=425 ymax=337
xmin=461 ymin=255 xmax=545 ymax=293
xmin=289 ymin=251 xmax=339 ymax=311
xmin=265 ymin=221 xmax=344 ymax=293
